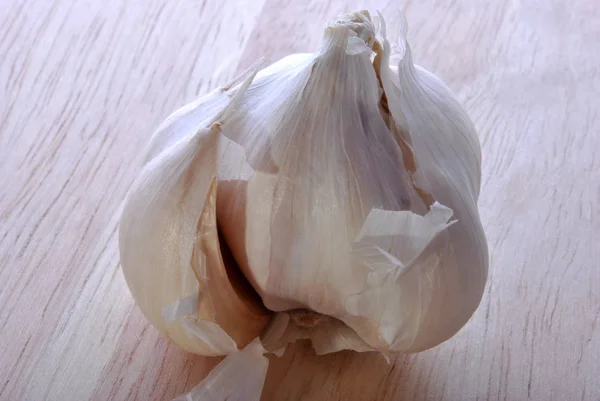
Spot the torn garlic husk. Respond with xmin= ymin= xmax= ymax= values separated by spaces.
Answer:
xmin=119 ymin=9 xmax=488 ymax=401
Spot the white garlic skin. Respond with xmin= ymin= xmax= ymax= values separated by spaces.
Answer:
xmin=121 ymin=12 xmax=488 ymax=356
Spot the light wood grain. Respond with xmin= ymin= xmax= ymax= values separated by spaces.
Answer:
xmin=0 ymin=0 xmax=598 ymax=400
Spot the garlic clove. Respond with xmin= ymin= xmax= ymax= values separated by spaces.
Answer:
xmin=377 ymin=24 xmax=488 ymax=351
xmin=119 ymin=70 xmax=270 ymax=355
xmin=120 ymin=123 xmax=227 ymax=355
xmin=194 ymin=177 xmax=271 ymax=348
xmin=217 ymin=172 xmax=282 ymax=307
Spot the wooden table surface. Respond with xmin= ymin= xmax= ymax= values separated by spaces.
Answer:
xmin=1 ymin=0 xmax=598 ymax=400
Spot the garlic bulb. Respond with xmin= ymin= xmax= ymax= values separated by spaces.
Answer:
xmin=119 ymin=9 xmax=488 ymax=400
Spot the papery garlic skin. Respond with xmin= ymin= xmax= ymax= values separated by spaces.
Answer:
xmin=119 ymin=10 xmax=488 ymax=362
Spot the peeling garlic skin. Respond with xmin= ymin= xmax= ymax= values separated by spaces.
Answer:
xmin=119 ymin=125 xmax=224 ymax=355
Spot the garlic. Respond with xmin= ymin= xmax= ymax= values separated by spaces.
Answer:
xmin=119 ymin=9 xmax=488 ymax=400
xmin=119 ymin=71 xmax=272 ymax=356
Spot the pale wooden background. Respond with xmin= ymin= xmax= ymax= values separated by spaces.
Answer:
xmin=1 ymin=0 xmax=598 ymax=400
